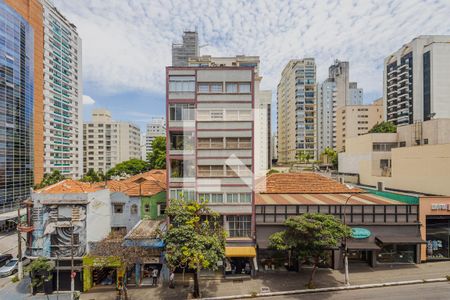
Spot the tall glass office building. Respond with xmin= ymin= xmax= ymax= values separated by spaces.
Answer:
xmin=0 ymin=2 xmax=34 ymax=206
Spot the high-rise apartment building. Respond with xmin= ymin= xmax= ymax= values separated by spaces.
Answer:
xmin=349 ymin=82 xmax=363 ymax=105
xmin=167 ymin=62 xmax=256 ymax=260
xmin=145 ymin=117 xmax=166 ymax=157
xmin=83 ymin=109 xmax=140 ymax=173
xmin=329 ymin=60 xmax=349 ymax=109
xmin=277 ymin=59 xmax=317 ymax=164
xmin=384 ymin=35 xmax=450 ymax=126
xmin=5 ymin=0 xmax=44 ymax=185
xmin=0 ymin=1 xmax=39 ymax=207
xmin=336 ymin=98 xmax=384 ymax=152
xmin=42 ymin=0 xmax=83 ymax=178
xmin=171 ymin=31 xmax=199 ymax=66
xmin=317 ymin=79 xmax=337 ymax=155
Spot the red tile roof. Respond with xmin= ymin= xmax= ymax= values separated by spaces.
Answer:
xmin=35 ymin=179 xmax=103 ymax=194
xmin=257 ymin=172 xmax=363 ymax=194
xmin=255 ymin=193 xmax=403 ymax=205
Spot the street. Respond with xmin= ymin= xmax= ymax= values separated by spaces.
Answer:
xmin=0 ymin=232 xmax=19 ymax=290
xmin=272 ymin=282 xmax=450 ymax=300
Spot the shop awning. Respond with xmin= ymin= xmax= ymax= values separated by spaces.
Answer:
xmin=225 ymin=246 xmax=257 ymax=258
xmin=376 ymin=236 xmax=426 ymax=244
xmin=346 ymin=240 xmax=380 ymax=250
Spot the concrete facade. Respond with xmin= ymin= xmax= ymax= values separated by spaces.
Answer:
xmin=171 ymin=31 xmax=199 ymax=67
xmin=167 ymin=63 xmax=256 ymax=248
xmin=277 ymin=59 xmax=317 ymax=163
xmin=336 ymin=98 xmax=384 ymax=152
xmin=42 ymin=0 xmax=83 ymax=179
xmin=384 ymin=35 xmax=450 ymax=126
xmin=339 ymin=119 xmax=450 ymax=195
xmin=83 ymin=109 xmax=141 ymax=173
xmin=317 ymin=79 xmax=337 ymax=155
xmin=143 ymin=117 xmax=166 ymax=160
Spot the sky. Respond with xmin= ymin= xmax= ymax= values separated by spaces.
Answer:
xmin=54 ymin=0 xmax=450 ymax=132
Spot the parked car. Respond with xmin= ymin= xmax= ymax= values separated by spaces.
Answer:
xmin=0 ymin=254 xmax=13 ymax=268
xmin=0 ymin=257 xmax=31 ymax=277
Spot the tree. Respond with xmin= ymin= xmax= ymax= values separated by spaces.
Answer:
xmin=106 ymin=159 xmax=150 ymax=178
xmin=27 ymin=257 xmax=54 ymax=294
xmin=368 ymin=121 xmax=397 ymax=133
xmin=147 ymin=136 xmax=166 ymax=169
xmin=163 ymin=198 xmax=226 ymax=298
xmin=89 ymin=231 xmax=156 ymax=299
xmin=321 ymin=147 xmax=338 ymax=169
xmin=296 ymin=150 xmax=312 ymax=164
xmin=269 ymin=213 xmax=351 ymax=288
xmin=80 ymin=168 xmax=104 ymax=183
xmin=35 ymin=170 xmax=65 ymax=189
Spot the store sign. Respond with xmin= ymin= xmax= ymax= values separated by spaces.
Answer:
xmin=431 ymin=204 xmax=450 ymax=211
xmin=351 ymin=228 xmax=371 ymax=239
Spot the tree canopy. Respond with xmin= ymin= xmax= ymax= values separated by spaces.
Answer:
xmin=269 ymin=213 xmax=351 ymax=288
xmin=321 ymin=147 xmax=338 ymax=169
xmin=106 ymin=159 xmax=150 ymax=178
xmin=296 ymin=150 xmax=313 ymax=163
xmin=35 ymin=170 xmax=65 ymax=189
xmin=163 ymin=198 xmax=226 ymax=298
xmin=368 ymin=121 xmax=397 ymax=133
xmin=147 ymin=136 xmax=166 ymax=169
xmin=80 ymin=168 xmax=105 ymax=183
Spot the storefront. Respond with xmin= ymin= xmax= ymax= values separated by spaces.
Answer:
xmin=419 ymin=197 xmax=450 ymax=262
xmin=256 ymin=192 xmax=425 ymax=270
xmin=224 ymin=245 xmax=257 ymax=277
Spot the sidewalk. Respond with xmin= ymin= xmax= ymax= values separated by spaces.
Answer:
xmin=80 ymin=261 xmax=450 ymax=300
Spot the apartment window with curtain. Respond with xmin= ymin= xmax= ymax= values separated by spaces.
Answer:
xmin=169 ymin=76 xmax=195 ymax=92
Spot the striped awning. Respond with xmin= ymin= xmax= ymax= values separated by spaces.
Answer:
xmin=256 ymin=193 xmax=403 ymax=205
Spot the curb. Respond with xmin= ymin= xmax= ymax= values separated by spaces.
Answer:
xmin=200 ymin=277 xmax=449 ymax=300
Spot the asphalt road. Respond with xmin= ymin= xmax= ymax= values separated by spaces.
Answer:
xmin=0 ymin=232 xmax=19 ymax=290
xmin=270 ymin=281 xmax=450 ymax=300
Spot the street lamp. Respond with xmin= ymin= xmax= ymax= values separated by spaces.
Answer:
xmin=342 ymin=183 xmax=357 ymax=286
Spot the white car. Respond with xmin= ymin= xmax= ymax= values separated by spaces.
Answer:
xmin=0 ymin=257 xmax=31 ymax=277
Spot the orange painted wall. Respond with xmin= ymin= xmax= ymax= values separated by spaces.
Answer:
xmin=419 ymin=196 xmax=450 ymax=261
xmin=4 ymin=0 xmax=44 ymax=184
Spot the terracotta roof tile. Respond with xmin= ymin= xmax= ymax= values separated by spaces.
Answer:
xmin=36 ymin=179 xmax=102 ymax=194
xmin=257 ymin=172 xmax=363 ymax=194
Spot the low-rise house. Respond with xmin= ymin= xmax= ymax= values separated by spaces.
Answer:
xmin=255 ymin=173 xmax=424 ymax=270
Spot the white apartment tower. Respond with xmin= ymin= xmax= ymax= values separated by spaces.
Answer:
xmin=277 ymin=59 xmax=317 ymax=164
xmin=42 ymin=0 xmax=83 ymax=178
xmin=317 ymin=79 xmax=337 ymax=155
xmin=83 ymin=109 xmax=140 ymax=173
xmin=144 ymin=117 xmax=166 ymax=158
xmin=384 ymin=35 xmax=450 ymax=126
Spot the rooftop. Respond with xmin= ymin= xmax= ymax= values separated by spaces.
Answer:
xmin=35 ymin=179 xmax=102 ymax=194
xmin=258 ymin=172 xmax=363 ymax=194
xmin=125 ymin=219 xmax=165 ymax=240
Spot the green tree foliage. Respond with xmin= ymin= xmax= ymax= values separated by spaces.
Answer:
xmin=35 ymin=170 xmax=65 ymax=189
xmin=106 ymin=159 xmax=150 ymax=178
xmin=296 ymin=150 xmax=312 ymax=163
xmin=163 ymin=198 xmax=226 ymax=298
xmin=368 ymin=121 xmax=397 ymax=133
xmin=269 ymin=213 xmax=351 ymax=288
xmin=147 ymin=136 xmax=166 ymax=169
xmin=27 ymin=257 xmax=54 ymax=292
xmin=80 ymin=168 xmax=105 ymax=183
xmin=321 ymin=147 xmax=338 ymax=169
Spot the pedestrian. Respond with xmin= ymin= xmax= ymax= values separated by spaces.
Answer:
xmin=169 ymin=271 xmax=175 ymax=289
xmin=152 ymin=268 xmax=159 ymax=286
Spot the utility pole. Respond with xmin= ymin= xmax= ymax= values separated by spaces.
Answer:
xmin=70 ymin=221 xmax=75 ymax=300
xmin=17 ymin=207 xmax=23 ymax=280
xmin=56 ymin=253 xmax=59 ymax=300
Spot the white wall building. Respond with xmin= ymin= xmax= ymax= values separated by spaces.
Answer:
xmin=83 ymin=109 xmax=141 ymax=173
xmin=317 ymin=79 xmax=337 ymax=155
xmin=144 ymin=117 xmax=166 ymax=159
xmin=384 ymin=35 xmax=450 ymax=126
xmin=349 ymin=82 xmax=363 ymax=105
xmin=42 ymin=0 xmax=83 ymax=178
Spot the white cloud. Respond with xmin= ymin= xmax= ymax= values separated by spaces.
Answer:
xmin=56 ymin=0 xmax=450 ymax=99
xmin=82 ymin=95 xmax=95 ymax=105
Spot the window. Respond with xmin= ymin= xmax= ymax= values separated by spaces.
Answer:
xmin=210 ymin=110 xmax=224 ymax=120
xmin=380 ymin=159 xmax=391 ymax=169
xmin=169 ymin=103 xmax=195 ymax=121
xmin=227 ymin=193 xmax=239 ymax=203
xmin=197 ymin=82 xmax=223 ymax=93
xmin=226 ymin=83 xmax=238 ymax=93
xmin=169 ymin=76 xmax=195 ymax=92
xmin=200 ymin=193 xmax=224 ymax=203
xmin=113 ymin=204 xmax=124 ymax=214
xmin=169 ymin=189 xmax=195 ymax=201
xmin=226 ymin=193 xmax=251 ymax=203
xmin=227 ymin=215 xmax=251 ymax=238
xmin=424 ymin=138 xmax=429 ymax=145
xmin=210 ymin=83 xmax=223 ymax=93
xmin=170 ymin=159 xmax=195 ymax=177
xmin=198 ymin=83 xmax=209 ymax=93
xmin=157 ymin=204 xmax=166 ymax=216
xmin=373 ymin=142 xmax=398 ymax=152
xmin=399 ymin=141 xmax=406 ymax=147
xmin=144 ymin=204 xmax=150 ymax=213
xmin=170 ymin=133 xmax=194 ymax=150
xmin=238 ymin=83 xmax=251 ymax=93
xmin=130 ymin=204 xmax=138 ymax=214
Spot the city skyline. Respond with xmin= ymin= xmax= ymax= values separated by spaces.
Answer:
xmin=52 ymin=0 xmax=450 ymax=130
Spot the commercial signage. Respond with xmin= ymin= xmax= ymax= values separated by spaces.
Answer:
xmin=351 ymin=228 xmax=371 ymax=239
xmin=431 ymin=204 xmax=450 ymax=211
